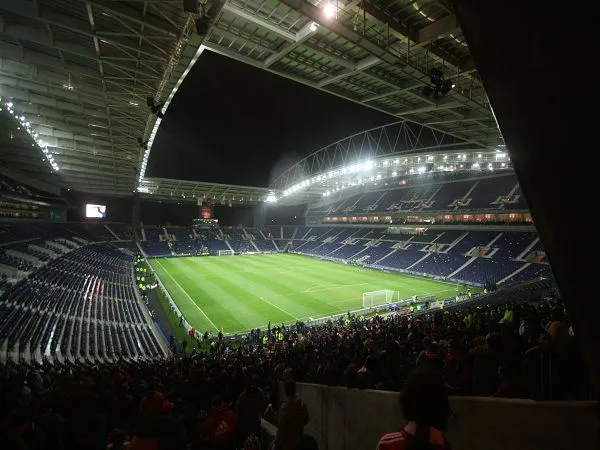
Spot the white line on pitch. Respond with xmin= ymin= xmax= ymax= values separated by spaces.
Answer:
xmin=155 ymin=260 xmax=220 ymax=332
xmin=257 ymin=296 xmax=299 ymax=320
xmin=304 ymin=281 xmax=372 ymax=293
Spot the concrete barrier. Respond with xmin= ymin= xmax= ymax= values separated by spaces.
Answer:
xmin=294 ymin=383 xmax=598 ymax=450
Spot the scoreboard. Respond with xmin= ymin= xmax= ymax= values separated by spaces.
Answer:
xmin=198 ymin=199 xmax=213 ymax=220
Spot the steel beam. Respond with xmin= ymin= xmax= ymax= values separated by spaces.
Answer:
xmin=318 ymin=55 xmax=380 ymax=87
xmin=415 ymin=14 xmax=460 ymax=45
xmin=398 ymin=100 xmax=462 ymax=116
xmin=361 ymin=79 xmax=422 ymax=102
xmin=0 ymin=5 xmax=169 ymax=62
xmin=74 ymin=0 xmax=180 ymax=38
xmin=221 ymin=3 xmax=296 ymax=42
xmin=264 ymin=21 xmax=316 ymax=67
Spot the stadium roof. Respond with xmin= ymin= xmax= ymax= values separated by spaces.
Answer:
xmin=0 ymin=0 xmax=197 ymax=195
xmin=137 ymin=177 xmax=275 ymax=205
xmin=203 ymin=0 xmax=501 ymax=146
xmin=0 ymin=0 xmax=502 ymax=200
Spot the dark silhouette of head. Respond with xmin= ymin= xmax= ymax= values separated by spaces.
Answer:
xmin=400 ymin=370 xmax=450 ymax=432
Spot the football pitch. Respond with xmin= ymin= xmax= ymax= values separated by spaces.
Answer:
xmin=149 ymin=253 xmax=459 ymax=334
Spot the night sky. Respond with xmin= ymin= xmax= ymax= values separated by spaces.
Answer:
xmin=147 ymin=51 xmax=393 ymax=187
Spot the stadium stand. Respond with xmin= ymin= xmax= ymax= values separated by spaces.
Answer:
xmin=308 ymin=173 xmax=528 ymax=217
xmin=0 ymin=242 xmax=166 ymax=365
xmin=0 ymin=271 xmax=591 ymax=450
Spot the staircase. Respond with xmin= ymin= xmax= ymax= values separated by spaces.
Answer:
xmin=104 ymin=224 xmax=120 ymax=240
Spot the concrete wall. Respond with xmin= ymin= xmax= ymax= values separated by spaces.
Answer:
xmin=294 ymin=383 xmax=598 ymax=450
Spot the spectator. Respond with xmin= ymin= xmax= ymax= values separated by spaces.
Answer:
xmin=546 ymin=307 xmax=569 ymax=351
xmin=416 ymin=341 xmax=442 ymax=376
xmin=357 ymin=356 xmax=378 ymax=389
xmin=201 ymin=395 xmax=237 ymax=449
xmin=522 ymin=332 xmax=562 ymax=400
xmin=376 ymin=370 xmax=451 ymax=450
xmin=442 ymin=340 xmax=465 ymax=393
xmin=236 ymin=377 xmax=265 ymax=446
xmin=274 ymin=380 xmax=309 ymax=450
xmin=130 ymin=390 xmax=186 ymax=450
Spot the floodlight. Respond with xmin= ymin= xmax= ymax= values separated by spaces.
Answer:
xmin=323 ymin=2 xmax=336 ymax=18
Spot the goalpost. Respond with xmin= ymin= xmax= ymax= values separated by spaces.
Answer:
xmin=218 ymin=250 xmax=234 ymax=256
xmin=362 ymin=290 xmax=396 ymax=308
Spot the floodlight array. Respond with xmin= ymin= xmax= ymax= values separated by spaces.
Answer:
xmin=0 ymin=97 xmax=59 ymax=172
xmin=264 ymin=193 xmax=278 ymax=203
xmin=280 ymin=150 xmax=509 ymax=199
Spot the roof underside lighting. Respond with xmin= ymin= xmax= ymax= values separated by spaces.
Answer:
xmin=279 ymin=151 xmax=512 ymax=201
xmin=0 ymin=97 xmax=59 ymax=172
xmin=265 ymin=193 xmax=278 ymax=203
xmin=323 ymin=2 xmax=336 ymax=19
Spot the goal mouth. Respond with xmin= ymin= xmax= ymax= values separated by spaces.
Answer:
xmin=217 ymin=250 xmax=234 ymax=256
xmin=362 ymin=289 xmax=396 ymax=308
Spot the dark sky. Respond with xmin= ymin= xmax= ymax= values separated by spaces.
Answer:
xmin=147 ymin=51 xmax=393 ymax=187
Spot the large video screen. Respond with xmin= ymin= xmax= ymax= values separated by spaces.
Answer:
xmin=86 ymin=204 xmax=107 ymax=218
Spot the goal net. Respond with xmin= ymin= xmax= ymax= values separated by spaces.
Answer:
xmin=218 ymin=250 xmax=234 ymax=256
xmin=362 ymin=290 xmax=396 ymax=308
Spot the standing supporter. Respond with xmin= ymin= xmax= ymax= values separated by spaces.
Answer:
xmin=130 ymin=390 xmax=186 ymax=450
xmin=416 ymin=341 xmax=443 ymax=376
xmin=274 ymin=380 xmax=309 ymax=450
xmin=357 ymin=356 xmax=378 ymax=389
xmin=376 ymin=370 xmax=452 ymax=450
xmin=522 ymin=332 xmax=562 ymax=400
xmin=236 ymin=378 xmax=265 ymax=446
xmin=201 ymin=395 xmax=237 ymax=450
xmin=546 ymin=307 xmax=569 ymax=351
xmin=442 ymin=340 xmax=466 ymax=393
xmin=469 ymin=333 xmax=503 ymax=395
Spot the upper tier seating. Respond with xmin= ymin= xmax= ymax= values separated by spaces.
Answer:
xmin=0 ymin=222 xmax=133 ymax=245
xmin=308 ymin=173 xmax=528 ymax=217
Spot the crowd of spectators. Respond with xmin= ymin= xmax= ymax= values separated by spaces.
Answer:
xmin=0 ymin=294 xmax=591 ymax=450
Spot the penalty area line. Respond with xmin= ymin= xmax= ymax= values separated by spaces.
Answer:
xmin=155 ymin=260 xmax=220 ymax=332
xmin=257 ymin=295 xmax=299 ymax=321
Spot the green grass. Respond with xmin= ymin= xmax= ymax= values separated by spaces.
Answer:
xmin=149 ymin=253 xmax=462 ymax=334
xmin=153 ymin=283 xmax=199 ymax=349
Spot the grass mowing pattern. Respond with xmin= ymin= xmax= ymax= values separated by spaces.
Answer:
xmin=150 ymin=253 xmax=460 ymax=334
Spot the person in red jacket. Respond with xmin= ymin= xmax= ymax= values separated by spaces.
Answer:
xmin=202 ymin=395 xmax=237 ymax=449
xmin=376 ymin=371 xmax=452 ymax=450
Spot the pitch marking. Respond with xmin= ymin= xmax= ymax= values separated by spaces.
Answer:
xmin=155 ymin=260 xmax=220 ymax=331
xmin=257 ymin=295 xmax=299 ymax=321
